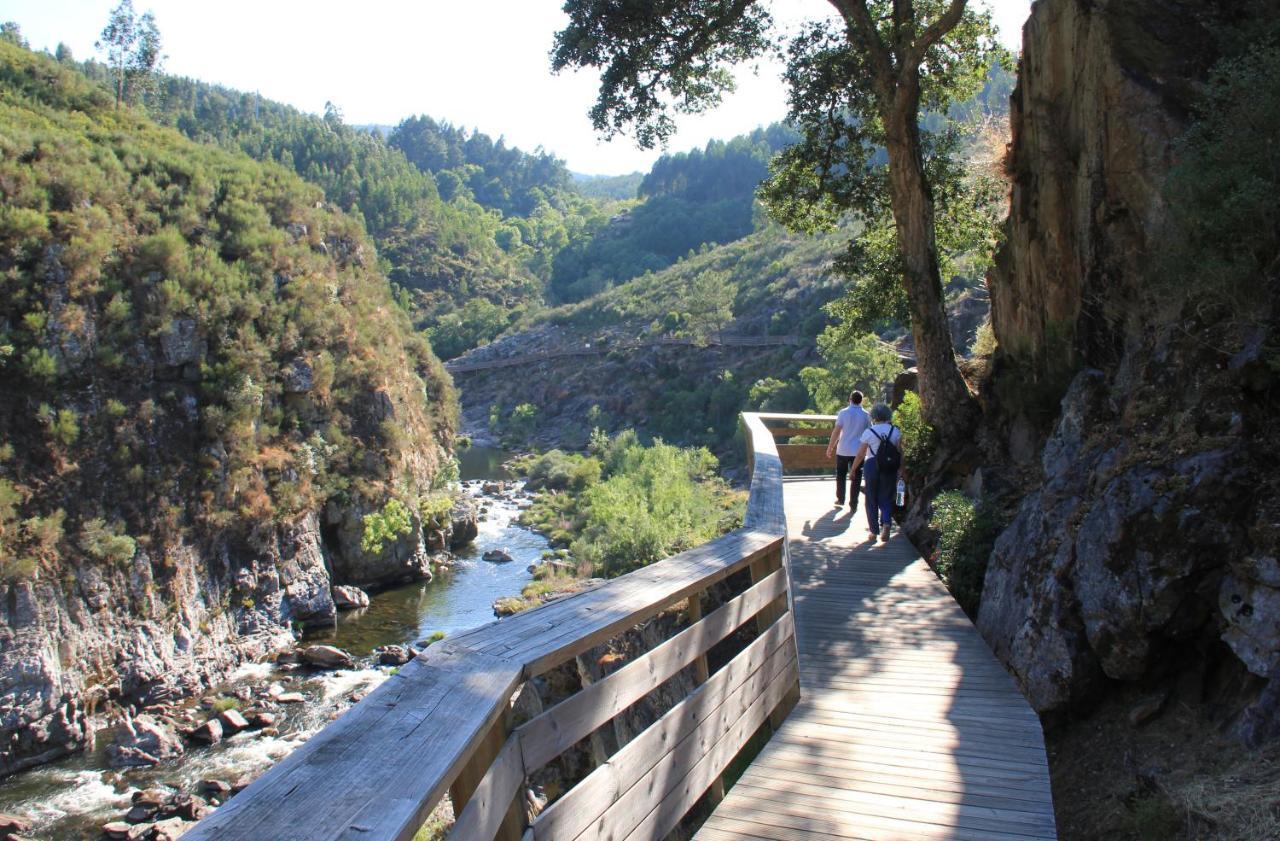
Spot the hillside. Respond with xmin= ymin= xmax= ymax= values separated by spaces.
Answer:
xmin=451 ymin=222 xmax=850 ymax=457
xmin=0 ymin=41 xmax=457 ymax=776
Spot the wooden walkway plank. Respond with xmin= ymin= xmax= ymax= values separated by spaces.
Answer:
xmin=695 ymin=477 xmax=1056 ymax=840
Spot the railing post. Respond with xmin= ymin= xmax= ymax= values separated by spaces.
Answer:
xmin=750 ymin=542 xmax=800 ymax=729
xmin=686 ymin=589 xmax=726 ymax=805
xmin=450 ymin=704 xmax=524 ymax=841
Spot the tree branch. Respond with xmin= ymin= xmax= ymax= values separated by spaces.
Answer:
xmin=827 ymin=0 xmax=895 ymax=102
xmin=904 ymin=0 xmax=967 ymax=73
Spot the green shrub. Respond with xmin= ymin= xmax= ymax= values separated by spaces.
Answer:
xmin=79 ymin=518 xmax=137 ymax=566
xmin=211 ymin=697 xmax=239 ymax=713
xmin=505 ymin=403 xmax=538 ymax=444
xmin=929 ymin=491 xmax=1001 ymax=616
xmin=894 ymin=392 xmax=936 ymax=477
xmin=361 ymin=498 xmax=413 ymax=555
xmin=523 ymin=449 xmax=601 ymax=493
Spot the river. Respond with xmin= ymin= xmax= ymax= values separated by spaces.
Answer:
xmin=0 ymin=446 xmax=545 ymax=840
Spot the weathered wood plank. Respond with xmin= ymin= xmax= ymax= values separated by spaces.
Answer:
xmin=531 ymin=612 xmax=796 ymax=841
xmin=185 ymin=645 xmax=523 ymax=841
xmin=694 ymin=476 xmax=1055 ymax=841
xmin=447 ymin=733 xmax=525 ymax=841
xmin=516 ymin=568 xmax=788 ymax=771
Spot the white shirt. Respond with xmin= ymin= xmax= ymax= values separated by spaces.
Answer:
xmin=860 ymin=423 xmax=902 ymax=457
xmin=834 ymin=404 xmax=870 ymax=456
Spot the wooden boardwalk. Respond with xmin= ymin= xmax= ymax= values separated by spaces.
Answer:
xmin=697 ymin=477 xmax=1057 ymax=841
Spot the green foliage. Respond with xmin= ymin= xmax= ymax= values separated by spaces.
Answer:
xmin=548 ymin=126 xmax=797 ymax=302
xmin=970 ymin=320 xmax=996 ymax=357
xmin=425 ymin=297 xmax=513 ymax=360
xmin=520 ymin=432 xmax=743 ymax=579
xmin=418 ymin=493 xmax=454 ymax=529
xmin=799 ymin=327 xmax=902 ymax=413
xmin=747 ymin=377 xmax=809 ymax=413
xmin=929 ymin=491 xmax=1001 ymax=617
xmin=37 ymin=404 xmax=80 ymax=448
xmin=894 ymin=392 xmax=936 ymax=477
xmin=1159 ymin=32 xmax=1280 ymax=320
xmin=95 ymin=0 xmax=162 ymax=109
xmin=79 ymin=517 xmax=137 ymax=565
xmin=211 ymin=697 xmax=239 ymax=713
xmin=571 ymin=435 xmax=737 ymax=577
xmin=504 ymin=403 xmax=539 ymax=445
xmin=523 ymin=449 xmax=601 ymax=493
xmin=361 ymin=498 xmax=413 ymax=555
xmin=0 ymin=40 xmax=453 ymax=559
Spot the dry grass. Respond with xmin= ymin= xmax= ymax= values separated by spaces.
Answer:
xmin=1048 ymin=691 xmax=1280 ymax=841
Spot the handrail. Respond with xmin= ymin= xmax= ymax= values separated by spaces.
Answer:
xmin=185 ymin=413 xmax=801 ymax=841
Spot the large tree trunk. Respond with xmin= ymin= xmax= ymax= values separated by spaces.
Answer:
xmin=883 ymin=105 xmax=979 ymax=444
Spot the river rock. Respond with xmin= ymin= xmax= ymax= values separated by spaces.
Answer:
xmin=249 ymin=711 xmax=277 ymax=728
xmin=483 ymin=548 xmax=514 ymax=563
xmin=151 ymin=817 xmax=190 ymax=840
xmin=375 ymin=645 xmax=414 ymax=666
xmin=299 ymin=644 xmax=354 ymax=670
xmin=106 ymin=715 xmax=186 ymax=768
xmin=448 ymin=499 xmax=479 ymax=549
xmin=276 ymin=692 xmax=305 ymax=703
xmin=188 ymin=718 xmax=223 ymax=744
xmin=200 ymin=779 xmax=231 ymax=795
xmin=218 ymin=709 xmax=250 ymax=732
xmin=481 ymin=481 xmax=505 ymax=495
xmin=0 ymin=816 xmax=31 ymax=834
xmin=331 ymin=585 xmax=370 ymax=611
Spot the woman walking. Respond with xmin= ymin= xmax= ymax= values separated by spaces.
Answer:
xmin=848 ymin=403 xmax=904 ymax=542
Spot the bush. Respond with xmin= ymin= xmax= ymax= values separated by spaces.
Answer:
xmin=79 ymin=518 xmax=137 ymax=566
xmin=523 ymin=449 xmax=601 ymax=493
xmin=893 ymin=392 xmax=937 ymax=477
xmin=929 ymin=491 xmax=1001 ymax=616
xmin=361 ymin=498 xmax=413 ymax=555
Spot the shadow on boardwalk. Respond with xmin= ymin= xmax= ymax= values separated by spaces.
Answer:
xmin=696 ymin=477 xmax=1056 ymax=840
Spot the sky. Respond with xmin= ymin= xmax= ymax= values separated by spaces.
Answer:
xmin=0 ymin=0 xmax=1033 ymax=175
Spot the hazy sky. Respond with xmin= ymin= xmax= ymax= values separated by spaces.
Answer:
xmin=1 ymin=0 xmax=1033 ymax=175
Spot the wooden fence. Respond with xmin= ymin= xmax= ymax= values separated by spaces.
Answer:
xmin=184 ymin=413 xmax=819 ymax=841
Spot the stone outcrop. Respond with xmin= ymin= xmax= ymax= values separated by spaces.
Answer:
xmin=975 ymin=0 xmax=1279 ymax=740
xmin=105 ymin=714 xmax=186 ymax=768
xmin=0 ymin=513 xmax=338 ymax=778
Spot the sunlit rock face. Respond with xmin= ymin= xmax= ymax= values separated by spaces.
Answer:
xmin=976 ymin=0 xmax=1279 ymax=742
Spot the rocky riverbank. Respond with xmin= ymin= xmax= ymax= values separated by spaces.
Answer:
xmin=0 ymin=474 xmax=548 ymax=840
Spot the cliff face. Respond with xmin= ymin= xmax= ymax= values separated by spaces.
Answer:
xmin=977 ymin=0 xmax=1279 ymax=744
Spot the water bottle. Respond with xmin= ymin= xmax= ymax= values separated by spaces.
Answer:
xmin=895 ymin=477 xmax=906 ymax=507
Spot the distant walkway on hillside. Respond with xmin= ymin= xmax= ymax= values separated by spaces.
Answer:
xmin=444 ymin=333 xmax=807 ymax=374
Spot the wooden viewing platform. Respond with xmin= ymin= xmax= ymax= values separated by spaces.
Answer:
xmin=187 ymin=413 xmax=1054 ymax=840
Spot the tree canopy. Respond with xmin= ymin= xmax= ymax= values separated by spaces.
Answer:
xmin=554 ymin=0 xmax=1005 ymax=441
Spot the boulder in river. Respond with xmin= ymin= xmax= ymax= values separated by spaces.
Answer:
xmin=375 ymin=645 xmax=415 ymax=666
xmin=482 ymin=548 xmax=514 ymax=563
xmin=276 ymin=692 xmax=305 ymax=703
xmin=331 ymin=585 xmax=370 ymax=611
xmin=218 ymin=708 xmax=250 ymax=733
xmin=300 ymin=644 xmax=355 ymax=670
xmin=0 ymin=815 xmax=32 ymax=834
xmin=105 ymin=715 xmax=185 ymax=768
xmin=151 ymin=817 xmax=190 ymax=841
xmin=188 ymin=717 xmax=223 ymax=745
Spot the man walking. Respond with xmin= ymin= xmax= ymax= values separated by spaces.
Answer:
xmin=825 ymin=390 xmax=869 ymax=511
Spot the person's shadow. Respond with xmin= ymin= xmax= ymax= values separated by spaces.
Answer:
xmin=800 ymin=503 xmax=865 ymax=540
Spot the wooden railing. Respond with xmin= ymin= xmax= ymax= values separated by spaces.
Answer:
xmin=185 ymin=413 xmax=804 ymax=841
xmin=747 ymin=412 xmax=838 ymax=475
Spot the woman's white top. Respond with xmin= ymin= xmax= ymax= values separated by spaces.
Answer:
xmin=860 ymin=423 xmax=902 ymax=457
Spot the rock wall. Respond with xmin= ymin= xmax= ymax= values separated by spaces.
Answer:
xmin=0 ymin=516 xmax=329 ymax=777
xmin=977 ymin=0 xmax=1280 ymax=743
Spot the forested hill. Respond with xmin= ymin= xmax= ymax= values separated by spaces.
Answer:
xmin=0 ymin=40 xmax=457 ymax=773
xmin=129 ymin=73 xmax=543 ymax=325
